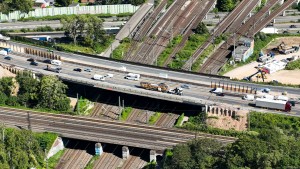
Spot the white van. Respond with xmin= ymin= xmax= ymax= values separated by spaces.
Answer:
xmin=210 ymin=88 xmax=223 ymax=94
xmin=276 ymin=95 xmax=289 ymax=101
xmin=124 ymin=73 xmax=140 ymax=81
xmin=243 ymin=94 xmax=255 ymax=101
xmin=51 ymin=60 xmax=62 ymax=66
xmin=93 ymin=74 xmax=105 ymax=81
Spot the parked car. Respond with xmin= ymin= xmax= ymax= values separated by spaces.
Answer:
xmin=181 ymin=84 xmax=191 ymax=89
xmin=4 ymin=56 xmax=12 ymax=60
xmin=30 ymin=61 xmax=38 ymax=66
xmin=84 ymin=68 xmax=92 ymax=72
xmin=73 ymin=68 xmax=82 ymax=72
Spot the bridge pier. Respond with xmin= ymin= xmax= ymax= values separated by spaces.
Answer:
xmin=150 ymin=150 xmax=156 ymax=162
xmin=122 ymin=146 xmax=130 ymax=160
xmin=95 ymin=143 xmax=103 ymax=156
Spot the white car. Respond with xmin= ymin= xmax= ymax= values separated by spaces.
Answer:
xmin=104 ymin=74 xmax=114 ymax=78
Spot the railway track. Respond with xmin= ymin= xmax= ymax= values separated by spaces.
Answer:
xmin=181 ymin=0 xmax=253 ymax=70
xmin=126 ymin=0 xmax=188 ymax=63
xmin=0 ymin=107 xmax=237 ymax=150
xmin=125 ymin=0 xmax=168 ymax=60
xmin=199 ymin=0 xmax=292 ymax=74
xmin=163 ymin=0 xmax=215 ymax=67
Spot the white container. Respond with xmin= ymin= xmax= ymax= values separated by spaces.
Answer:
xmin=255 ymin=98 xmax=291 ymax=111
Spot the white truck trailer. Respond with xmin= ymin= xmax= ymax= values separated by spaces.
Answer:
xmin=255 ymin=98 xmax=291 ymax=112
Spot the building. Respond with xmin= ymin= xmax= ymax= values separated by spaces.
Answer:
xmin=263 ymin=60 xmax=287 ymax=74
xmin=233 ymin=37 xmax=254 ymax=62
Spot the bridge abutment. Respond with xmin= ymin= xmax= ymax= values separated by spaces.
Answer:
xmin=95 ymin=143 xmax=103 ymax=156
xmin=122 ymin=146 xmax=130 ymax=160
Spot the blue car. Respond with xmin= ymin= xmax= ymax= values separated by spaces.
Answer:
xmin=261 ymin=88 xmax=271 ymax=93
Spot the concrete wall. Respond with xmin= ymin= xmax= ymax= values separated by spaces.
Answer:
xmin=0 ymin=4 xmax=139 ymax=22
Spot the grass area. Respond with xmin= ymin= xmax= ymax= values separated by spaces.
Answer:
xmin=111 ymin=38 xmax=131 ymax=60
xmin=0 ymin=104 xmax=72 ymax=115
xmin=56 ymin=43 xmax=96 ymax=54
xmin=175 ymin=113 xmax=184 ymax=127
xmin=192 ymin=44 xmax=214 ymax=72
xmin=75 ymin=97 xmax=92 ymax=115
xmin=148 ymin=112 xmax=161 ymax=125
xmin=34 ymin=132 xmax=58 ymax=151
xmin=17 ymin=13 xmax=133 ymax=22
xmin=85 ymin=155 xmax=100 ymax=169
xmin=157 ymin=35 xmax=182 ymax=66
xmin=120 ymin=107 xmax=133 ymax=121
xmin=48 ymin=149 xmax=65 ymax=168
xmin=286 ymin=59 xmax=300 ymax=70
xmin=250 ymin=111 xmax=300 ymax=135
xmin=168 ymin=34 xmax=209 ymax=69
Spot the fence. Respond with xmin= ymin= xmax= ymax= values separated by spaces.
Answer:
xmin=0 ymin=4 xmax=140 ymax=22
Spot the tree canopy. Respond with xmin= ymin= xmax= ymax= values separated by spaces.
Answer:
xmin=216 ymin=0 xmax=239 ymax=12
xmin=0 ymin=0 xmax=33 ymax=14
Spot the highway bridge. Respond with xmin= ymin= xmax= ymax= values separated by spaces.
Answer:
xmin=1 ymin=41 xmax=300 ymax=116
xmin=0 ymin=107 xmax=237 ymax=151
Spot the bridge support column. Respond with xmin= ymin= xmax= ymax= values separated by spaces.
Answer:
xmin=205 ymin=105 xmax=208 ymax=113
xmin=122 ymin=146 xmax=130 ymax=160
xmin=273 ymin=19 xmax=276 ymax=24
xmin=95 ymin=143 xmax=103 ymax=156
xmin=150 ymin=150 xmax=156 ymax=162
xmin=282 ymin=10 xmax=286 ymax=16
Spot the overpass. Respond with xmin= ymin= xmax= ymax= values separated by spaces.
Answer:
xmin=0 ymin=44 xmax=300 ymax=116
xmin=0 ymin=107 xmax=237 ymax=151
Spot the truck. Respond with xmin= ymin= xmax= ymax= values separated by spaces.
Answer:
xmin=46 ymin=65 xmax=61 ymax=73
xmin=255 ymin=98 xmax=292 ymax=112
xmin=0 ymin=50 xmax=8 ymax=56
xmin=93 ymin=74 xmax=105 ymax=81
xmin=0 ymin=34 xmax=10 ymax=41
xmin=140 ymin=82 xmax=169 ymax=92
xmin=242 ymin=94 xmax=255 ymax=101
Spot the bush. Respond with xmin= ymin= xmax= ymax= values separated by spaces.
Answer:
xmin=286 ymin=59 xmax=300 ymax=70
xmin=6 ymin=96 xmax=19 ymax=106
xmin=175 ymin=113 xmax=184 ymax=127
xmin=148 ymin=112 xmax=161 ymax=125
xmin=120 ymin=107 xmax=132 ymax=121
xmin=0 ymin=92 xmax=8 ymax=105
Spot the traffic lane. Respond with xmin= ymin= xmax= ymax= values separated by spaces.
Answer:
xmin=8 ymin=41 xmax=300 ymax=96
xmin=1 ymin=56 xmax=299 ymax=115
xmin=4 ymin=53 xmax=300 ymax=104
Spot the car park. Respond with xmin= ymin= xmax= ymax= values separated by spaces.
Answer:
xmin=4 ymin=56 xmax=12 ymax=60
xmin=73 ymin=68 xmax=82 ymax=72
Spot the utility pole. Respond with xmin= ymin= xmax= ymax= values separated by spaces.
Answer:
xmin=77 ymin=93 xmax=79 ymax=114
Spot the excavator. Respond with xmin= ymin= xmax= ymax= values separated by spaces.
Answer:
xmin=243 ymin=68 xmax=267 ymax=82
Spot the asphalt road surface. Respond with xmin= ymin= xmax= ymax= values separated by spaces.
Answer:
xmin=1 ymin=53 xmax=300 ymax=116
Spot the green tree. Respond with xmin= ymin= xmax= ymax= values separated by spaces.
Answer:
xmin=16 ymin=72 xmax=39 ymax=106
xmin=162 ymin=138 xmax=223 ymax=169
xmin=0 ymin=0 xmax=33 ymax=14
xmin=216 ymin=0 xmax=235 ymax=12
xmin=61 ymin=15 xmax=86 ymax=45
xmin=6 ymin=96 xmax=19 ymax=106
xmin=194 ymin=22 xmax=209 ymax=35
xmin=85 ymin=15 xmax=106 ymax=48
xmin=0 ymin=92 xmax=8 ymax=105
xmin=0 ymin=77 xmax=14 ymax=96
xmin=37 ymin=76 xmax=70 ymax=111
xmin=55 ymin=0 xmax=73 ymax=7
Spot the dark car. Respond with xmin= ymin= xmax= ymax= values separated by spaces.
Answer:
xmin=4 ymin=56 xmax=12 ymax=60
xmin=283 ymin=31 xmax=289 ymax=34
xmin=73 ymin=68 xmax=82 ymax=72
xmin=43 ymin=59 xmax=52 ymax=64
xmin=27 ymin=58 xmax=35 ymax=62
xmin=216 ymin=93 xmax=225 ymax=97
xmin=30 ymin=61 xmax=38 ymax=66
xmin=290 ymin=25 xmax=297 ymax=28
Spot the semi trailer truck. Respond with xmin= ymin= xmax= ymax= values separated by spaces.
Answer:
xmin=255 ymin=98 xmax=292 ymax=112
